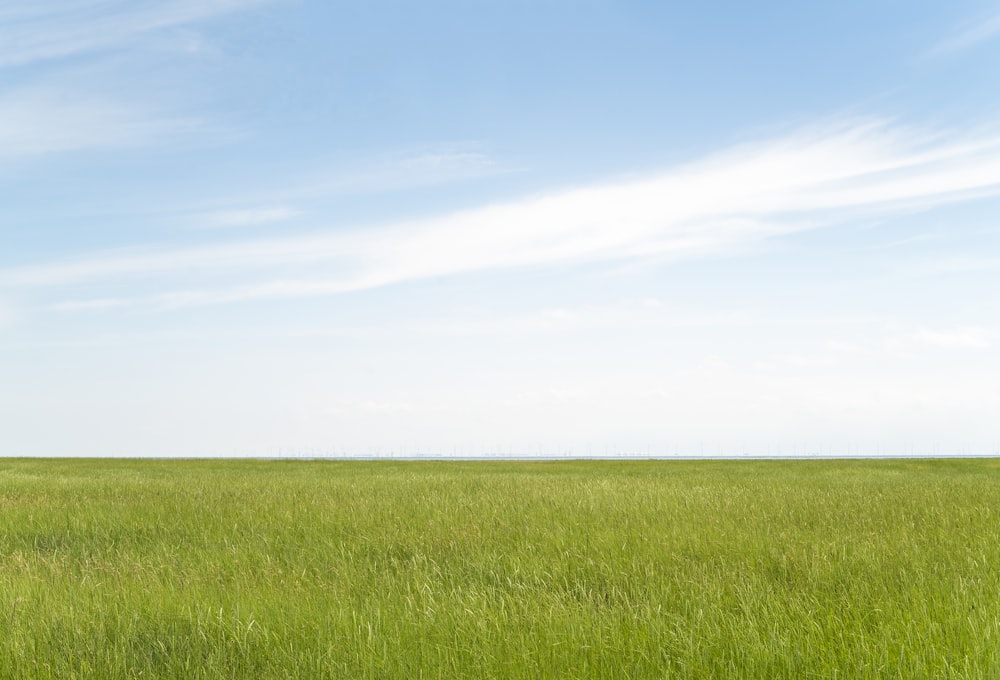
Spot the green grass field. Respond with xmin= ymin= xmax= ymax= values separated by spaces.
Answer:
xmin=1 ymin=458 xmax=999 ymax=678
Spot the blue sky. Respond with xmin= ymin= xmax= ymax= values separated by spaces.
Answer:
xmin=2 ymin=0 xmax=1000 ymax=457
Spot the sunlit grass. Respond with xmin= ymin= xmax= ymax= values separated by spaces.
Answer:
xmin=1 ymin=458 xmax=999 ymax=678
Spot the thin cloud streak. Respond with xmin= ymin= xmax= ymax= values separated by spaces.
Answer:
xmin=0 ymin=86 xmax=198 ymax=156
xmin=10 ymin=120 xmax=1000 ymax=308
xmin=0 ymin=0 xmax=277 ymax=68
xmin=272 ymin=147 xmax=513 ymax=202
xmin=49 ymin=298 xmax=134 ymax=312
xmin=0 ymin=300 xmax=15 ymax=330
xmin=928 ymin=11 xmax=1000 ymax=57
xmin=188 ymin=206 xmax=303 ymax=229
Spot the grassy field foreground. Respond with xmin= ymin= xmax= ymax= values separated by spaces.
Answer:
xmin=1 ymin=458 xmax=999 ymax=678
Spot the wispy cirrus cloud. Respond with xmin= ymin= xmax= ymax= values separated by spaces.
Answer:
xmin=49 ymin=298 xmax=134 ymax=313
xmin=0 ymin=1 xmax=275 ymax=156
xmin=0 ymin=0 xmax=278 ymax=68
xmin=0 ymin=85 xmax=198 ymax=157
xmin=10 ymin=119 xmax=1000 ymax=309
xmin=0 ymin=299 xmax=15 ymax=330
xmin=284 ymin=147 xmax=510 ymax=200
xmin=166 ymin=146 xmax=506 ymax=230
xmin=187 ymin=206 xmax=303 ymax=230
xmin=927 ymin=10 xmax=1000 ymax=57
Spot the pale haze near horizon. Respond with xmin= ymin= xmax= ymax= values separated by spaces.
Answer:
xmin=2 ymin=1 xmax=1000 ymax=458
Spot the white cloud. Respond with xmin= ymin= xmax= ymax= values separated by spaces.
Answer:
xmin=901 ymin=253 xmax=1000 ymax=279
xmin=325 ymin=399 xmax=419 ymax=416
xmin=286 ymin=147 xmax=509 ymax=199
xmin=912 ymin=327 xmax=994 ymax=349
xmin=10 ymin=119 xmax=1000 ymax=307
xmin=861 ymin=233 xmax=937 ymax=252
xmin=0 ymin=2 xmax=277 ymax=158
xmin=928 ymin=11 xmax=1000 ymax=57
xmin=167 ymin=147 xmax=507 ymax=231
xmin=49 ymin=298 xmax=134 ymax=312
xmin=387 ymin=149 xmax=499 ymax=176
xmin=0 ymin=86 xmax=197 ymax=156
xmin=188 ymin=206 xmax=302 ymax=229
xmin=0 ymin=0 xmax=278 ymax=68
xmin=824 ymin=340 xmax=863 ymax=353
xmin=0 ymin=300 xmax=15 ymax=329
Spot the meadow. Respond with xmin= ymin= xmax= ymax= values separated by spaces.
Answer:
xmin=0 ymin=457 xmax=998 ymax=678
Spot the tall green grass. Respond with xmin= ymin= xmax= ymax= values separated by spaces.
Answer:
xmin=1 ymin=458 xmax=999 ymax=678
